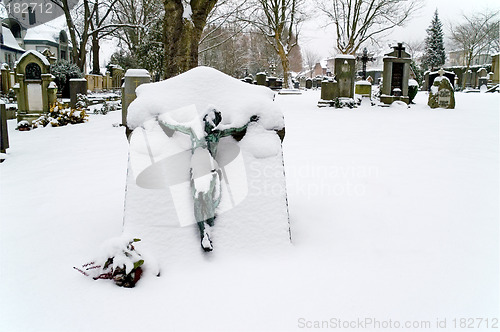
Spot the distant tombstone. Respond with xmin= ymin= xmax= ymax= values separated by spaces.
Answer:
xmin=318 ymin=78 xmax=338 ymax=107
xmin=122 ymin=69 xmax=151 ymax=134
xmin=316 ymin=78 xmax=322 ymax=88
xmin=256 ymin=72 xmax=267 ymax=86
xmin=428 ymin=69 xmax=455 ymax=109
xmin=463 ymin=70 xmax=473 ymax=88
xmin=477 ymin=68 xmax=487 ymax=78
xmin=334 ymin=55 xmax=356 ymax=98
xmin=268 ymin=77 xmax=277 ymax=89
xmin=428 ymin=69 xmax=456 ymax=91
xmin=294 ymin=81 xmax=299 ymax=89
xmin=123 ymin=67 xmax=290 ymax=267
xmin=305 ymin=78 xmax=312 ymax=89
xmin=477 ymin=68 xmax=487 ymax=89
xmin=69 ymin=78 xmax=88 ymax=108
xmin=380 ymin=43 xmax=411 ymax=104
xmin=1 ymin=102 xmax=9 ymax=161
xmin=478 ymin=77 xmax=488 ymax=90
xmin=276 ymin=79 xmax=283 ymax=89
xmin=312 ymin=78 xmax=318 ymax=89
xmin=423 ymin=71 xmax=430 ymax=91
xmin=299 ymin=77 xmax=306 ymax=88
xmin=13 ymin=51 xmax=57 ymax=124
xmin=355 ymin=80 xmax=372 ymax=98
xmin=1 ymin=64 xmax=11 ymax=94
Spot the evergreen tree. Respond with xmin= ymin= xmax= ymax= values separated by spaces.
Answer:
xmin=422 ymin=9 xmax=446 ymax=71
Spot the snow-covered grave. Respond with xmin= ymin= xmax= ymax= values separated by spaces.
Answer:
xmin=123 ymin=66 xmax=291 ymax=268
xmin=0 ymin=84 xmax=498 ymax=331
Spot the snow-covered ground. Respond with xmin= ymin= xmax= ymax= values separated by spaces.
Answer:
xmin=1 ymin=90 xmax=498 ymax=331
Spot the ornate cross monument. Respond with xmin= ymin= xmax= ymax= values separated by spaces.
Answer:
xmin=356 ymin=48 xmax=375 ymax=80
xmin=380 ymin=43 xmax=412 ymax=105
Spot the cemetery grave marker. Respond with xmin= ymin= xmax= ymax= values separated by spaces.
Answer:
xmin=121 ymin=69 xmax=151 ymax=135
xmin=380 ymin=43 xmax=411 ymax=105
xmin=123 ymin=67 xmax=291 ymax=268
xmin=428 ymin=69 xmax=455 ymax=109
xmin=428 ymin=69 xmax=456 ymax=91
xmin=0 ymin=102 xmax=8 ymax=162
xmin=334 ymin=55 xmax=356 ymax=98
xmin=70 ymin=78 xmax=88 ymax=108
xmin=356 ymin=48 xmax=375 ymax=80
xmin=13 ymin=51 xmax=57 ymax=124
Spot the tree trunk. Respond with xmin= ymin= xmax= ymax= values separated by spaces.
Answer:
xmin=163 ymin=0 xmax=216 ymax=79
xmin=91 ymin=33 xmax=100 ymax=74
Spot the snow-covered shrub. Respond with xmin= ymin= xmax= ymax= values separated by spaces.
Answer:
xmin=76 ymin=93 xmax=89 ymax=110
xmin=408 ymin=79 xmax=419 ymax=104
xmin=94 ymin=100 xmax=117 ymax=115
xmin=16 ymin=120 xmax=31 ymax=131
xmin=50 ymin=60 xmax=83 ymax=98
xmin=74 ymin=238 xmax=149 ymax=288
xmin=334 ymin=97 xmax=356 ymax=109
xmin=32 ymin=102 xmax=88 ymax=128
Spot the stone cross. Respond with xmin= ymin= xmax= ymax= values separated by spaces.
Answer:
xmin=356 ymin=48 xmax=375 ymax=80
xmin=395 ymin=43 xmax=405 ymax=58
xmin=438 ymin=68 xmax=445 ymax=77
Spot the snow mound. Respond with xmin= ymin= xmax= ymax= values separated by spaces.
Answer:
xmin=127 ymin=66 xmax=284 ymax=131
xmin=390 ymin=100 xmax=408 ymax=109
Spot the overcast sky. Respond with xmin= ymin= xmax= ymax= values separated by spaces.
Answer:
xmin=300 ymin=0 xmax=500 ymax=58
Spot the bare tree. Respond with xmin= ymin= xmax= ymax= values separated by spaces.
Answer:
xmin=449 ymin=10 xmax=499 ymax=71
xmin=320 ymin=0 xmax=423 ymax=55
xmin=303 ymin=48 xmax=321 ymax=77
xmin=111 ymin=0 xmax=163 ymax=54
xmin=50 ymin=0 xmax=136 ymax=73
xmin=248 ymin=0 xmax=305 ymax=88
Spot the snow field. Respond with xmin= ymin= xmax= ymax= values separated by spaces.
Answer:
xmin=0 ymin=90 xmax=498 ymax=331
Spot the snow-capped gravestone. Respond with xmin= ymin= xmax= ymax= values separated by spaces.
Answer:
xmin=428 ymin=69 xmax=456 ymax=91
xmin=123 ymin=67 xmax=290 ymax=267
xmin=69 ymin=78 xmax=88 ymax=109
xmin=13 ymin=51 xmax=57 ymax=124
xmin=334 ymin=55 xmax=356 ymax=98
xmin=121 ymin=69 xmax=151 ymax=134
xmin=428 ymin=70 xmax=455 ymax=109
xmin=381 ymin=43 xmax=411 ymax=105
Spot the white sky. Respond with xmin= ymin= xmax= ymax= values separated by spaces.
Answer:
xmin=300 ymin=0 xmax=500 ymax=58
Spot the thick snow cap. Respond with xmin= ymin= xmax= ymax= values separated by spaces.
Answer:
xmin=127 ymin=66 xmax=284 ymax=131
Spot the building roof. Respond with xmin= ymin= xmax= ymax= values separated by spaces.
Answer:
xmin=1 ymin=25 xmax=24 ymax=52
xmin=23 ymin=16 xmax=69 ymax=45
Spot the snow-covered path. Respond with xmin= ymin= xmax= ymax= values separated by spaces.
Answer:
xmin=0 ymin=91 xmax=498 ymax=331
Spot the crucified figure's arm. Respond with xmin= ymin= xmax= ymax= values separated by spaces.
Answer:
xmin=218 ymin=115 xmax=259 ymax=138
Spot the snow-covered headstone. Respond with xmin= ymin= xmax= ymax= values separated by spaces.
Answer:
xmin=13 ymin=51 xmax=57 ymax=124
xmin=69 ymin=78 xmax=87 ymax=109
xmin=334 ymin=55 xmax=356 ymax=98
xmin=380 ymin=43 xmax=411 ymax=105
xmin=121 ymin=69 xmax=151 ymax=134
xmin=122 ymin=67 xmax=290 ymax=268
xmin=428 ymin=70 xmax=455 ymax=109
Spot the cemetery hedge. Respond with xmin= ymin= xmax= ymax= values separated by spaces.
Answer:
xmin=50 ymin=60 xmax=83 ymax=98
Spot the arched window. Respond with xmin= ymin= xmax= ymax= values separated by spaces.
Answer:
xmin=25 ymin=63 xmax=42 ymax=80
xmin=10 ymin=22 xmax=22 ymax=38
